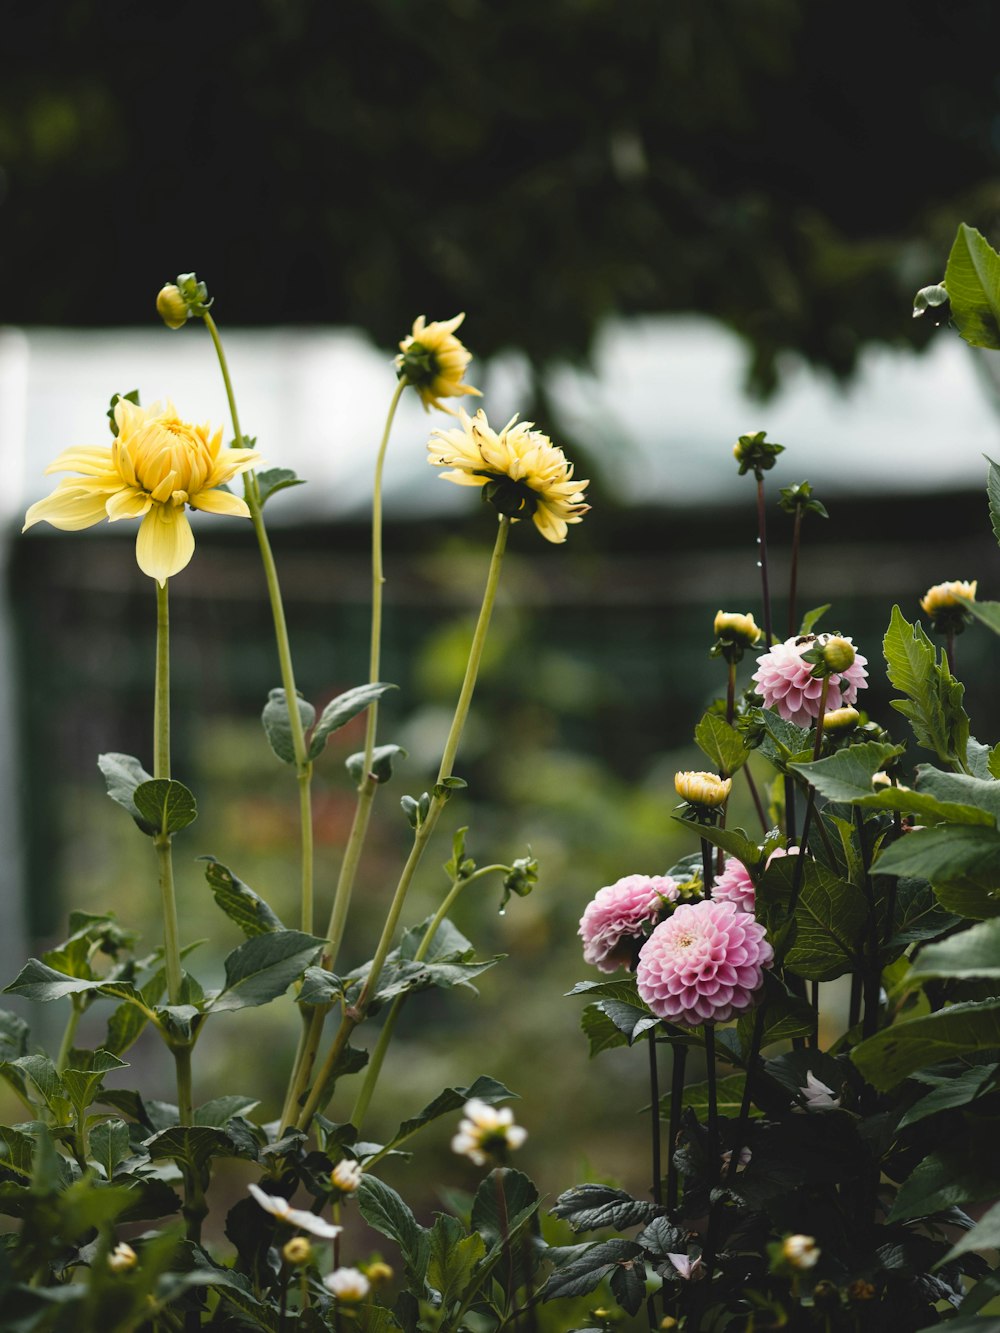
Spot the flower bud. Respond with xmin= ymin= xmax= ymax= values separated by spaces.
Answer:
xmin=713 ymin=610 xmax=762 ymax=647
xmin=732 ymin=429 xmax=784 ymax=477
xmin=330 ymin=1158 xmax=364 ymax=1194
xmin=782 ymin=1234 xmax=820 ymax=1270
xmin=108 ymin=1242 xmax=138 ymax=1273
xmin=364 ymin=1261 xmax=393 ymax=1285
xmin=156 ymin=284 xmax=189 ymax=329
xmin=822 ymin=706 xmax=860 ymax=731
xmin=282 ymin=1237 xmax=313 ymax=1267
xmin=820 ymin=636 xmax=856 ymax=673
xmin=674 ymin=771 xmax=732 ymax=809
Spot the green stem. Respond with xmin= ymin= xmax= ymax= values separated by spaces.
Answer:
xmin=296 ymin=518 xmax=511 ymax=1132
xmin=173 ymin=1040 xmax=195 ymax=1128
xmin=350 ymin=865 xmax=506 ymax=1128
xmin=154 ymin=583 xmax=183 ymax=1006
xmin=202 ymin=310 xmax=315 ymax=933
xmin=56 ymin=999 xmax=82 ymax=1075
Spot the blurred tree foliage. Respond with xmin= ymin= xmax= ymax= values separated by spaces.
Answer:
xmin=2 ymin=0 xmax=1000 ymax=391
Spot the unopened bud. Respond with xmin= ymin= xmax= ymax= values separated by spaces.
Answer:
xmin=675 ymin=770 xmax=732 ymax=809
xmin=156 ymin=284 xmax=189 ymax=330
xmin=714 ymin=610 xmax=762 ymax=646
xmin=108 ymin=1242 xmax=138 ymax=1273
xmin=820 ymin=636 xmax=855 ymax=673
xmin=822 ymin=706 xmax=860 ymax=731
xmin=364 ymin=1261 xmax=393 ymax=1285
xmin=282 ymin=1237 xmax=313 ymax=1267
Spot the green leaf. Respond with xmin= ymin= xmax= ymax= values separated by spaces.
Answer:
xmin=898 ymin=1064 xmax=999 ymax=1130
xmin=97 ymin=752 xmax=157 ymax=835
xmin=427 ymin=1214 xmax=486 ymax=1309
xmin=471 ymin=1167 xmax=538 ymax=1252
xmin=788 ymin=741 xmax=905 ymax=804
xmin=297 ymin=966 xmax=344 ymax=1007
xmin=379 ymin=1076 xmax=517 ymax=1159
xmin=888 ymin=1146 xmax=999 ymax=1222
xmin=883 ymin=605 xmax=969 ymax=767
xmin=145 ymin=1126 xmax=247 ymax=1183
xmin=256 ymin=467 xmax=306 ymax=506
xmin=915 ymin=766 xmax=1000 ymax=824
xmin=799 ymin=603 xmax=830 ymax=635
xmin=0 ymin=1125 xmax=36 ymax=1178
xmin=986 ymin=455 xmax=1000 ymax=549
xmin=3 ymin=958 xmax=100 ymax=1002
xmin=357 ymin=1174 xmax=429 ymax=1283
xmin=195 ymin=1095 xmax=261 ymax=1127
xmin=551 ymin=1184 xmax=657 ymax=1234
xmin=8 ymin=1054 xmax=69 ymax=1120
xmin=261 ymin=688 xmax=315 ymax=765
xmin=909 ymin=918 xmax=1000 ymax=980
xmin=0 ymin=1009 xmax=29 ymax=1061
xmin=581 ymin=1003 xmax=629 ymax=1057
xmin=756 ymin=710 xmax=813 ymax=765
xmin=63 ymin=1049 xmax=127 ymax=1120
xmin=737 ymin=974 xmax=814 ymax=1051
xmin=345 ymin=743 xmax=407 ymax=785
xmin=767 ymin=858 xmax=867 ymax=980
xmin=967 ymin=597 xmax=1000 ymax=636
xmin=593 ymin=1000 xmax=657 ymax=1044
xmin=89 ymin=1118 xmax=132 ymax=1179
xmin=852 ymin=997 xmax=1000 ymax=1090
xmin=659 ymin=1073 xmax=754 ymax=1123
xmin=133 ymin=779 xmax=197 ymax=836
xmin=888 ymin=876 xmax=961 ymax=950
xmin=934 ymin=878 xmax=1000 ymax=921
xmin=308 ymin=682 xmax=398 ymax=760
xmin=694 ymin=712 xmax=749 ymax=776
xmin=211 ymin=931 xmax=325 ymax=1012
xmin=940 ymin=1196 xmax=1000 ymax=1265
xmin=874 ymin=824 xmax=1000 ymax=887
xmin=676 ymin=819 xmax=762 ymax=869
xmin=200 ymin=857 xmax=286 ymax=937
xmin=941 ymin=222 xmax=1000 ymax=350
xmin=541 ymin=1239 xmax=644 ymax=1303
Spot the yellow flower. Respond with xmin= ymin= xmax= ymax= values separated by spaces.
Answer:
xmin=429 ymin=408 xmax=590 ymax=543
xmin=714 ymin=610 xmax=762 ymax=646
xmin=920 ymin=579 xmax=977 ymax=615
xmin=23 ymin=399 xmax=260 ymax=585
xmin=396 ymin=313 xmax=481 ymax=413
xmin=674 ymin=771 xmax=732 ymax=808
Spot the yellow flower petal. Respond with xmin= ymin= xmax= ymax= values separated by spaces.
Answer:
xmin=23 ymin=483 xmax=116 ymax=532
xmin=189 ymin=487 xmax=251 ymax=517
xmin=136 ymin=505 xmax=195 ymax=585
xmin=106 ymin=489 xmax=153 ymax=522
xmin=44 ymin=446 xmax=115 ymax=477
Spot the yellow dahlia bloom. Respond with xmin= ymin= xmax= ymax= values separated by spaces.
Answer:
xmin=920 ymin=579 xmax=977 ymax=615
xmin=428 ymin=408 xmax=590 ymax=543
xmin=396 ymin=313 xmax=481 ymax=413
xmin=23 ymin=399 xmax=261 ymax=585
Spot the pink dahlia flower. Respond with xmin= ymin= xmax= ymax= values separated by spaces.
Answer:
xmin=579 ymin=874 xmax=679 ymax=973
xmin=636 ymin=899 xmax=773 ymax=1025
xmin=714 ymin=846 xmax=800 ymax=914
xmin=752 ymin=635 xmax=868 ymax=729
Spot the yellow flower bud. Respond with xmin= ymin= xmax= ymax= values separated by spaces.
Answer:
xmin=108 ymin=1242 xmax=138 ymax=1273
xmin=674 ymin=771 xmax=732 ymax=808
xmin=822 ymin=706 xmax=860 ymax=731
xmin=713 ymin=610 xmax=762 ymax=646
xmin=920 ymin=580 xmax=977 ymax=615
xmin=364 ymin=1261 xmax=394 ymax=1285
xmin=819 ymin=636 xmax=855 ymax=673
xmin=282 ymin=1236 xmax=313 ymax=1267
xmin=156 ymin=284 xmax=189 ymax=330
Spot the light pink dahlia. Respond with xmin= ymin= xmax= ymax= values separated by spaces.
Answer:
xmin=579 ymin=874 xmax=679 ymax=973
xmin=752 ymin=635 xmax=868 ymax=729
xmin=635 ymin=899 xmax=773 ymax=1025
xmin=714 ymin=846 xmax=800 ymax=915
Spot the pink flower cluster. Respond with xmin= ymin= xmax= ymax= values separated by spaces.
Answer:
xmin=713 ymin=846 xmax=799 ymax=914
xmin=636 ymin=899 xmax=773 ymax=1025
xmin=752 ymin=635 xmax=868 ymax=728
xmin=578 ymin=874 xmax=679 ymax=973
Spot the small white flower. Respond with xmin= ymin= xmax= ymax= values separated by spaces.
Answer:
xmin=324 ymin=1267 xmax=371 ymax=1302
xmin=796 ymin=1072 xmax=841 ymax=1112
xmin=451 ymin=1098 xmax=527 ymax=1167
xmin=108 ymin=1241 xmax=138 ymax=1273
xmin=248 ymin=1183 xmax=342 ymax=1238
xmin=667 ymin=1253 xmax=705 ymax=1281
xmin=331 ymin=1158 xmax=364 ymax=1194
xmin=782 ymin=1234 xmax=820 ymax=1270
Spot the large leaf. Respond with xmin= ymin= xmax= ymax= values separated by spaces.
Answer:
xmin=874 ymin=824 xmax=1000 ymax=887
xmin=0 ymin=1009 xmax=29 ymax=1062
xmin=97 ymin=752 xmax=157 ymax=834
xmin=89 ymin=1119 xmax=133 ymax=1180
xmin=789 ymin=741 xmax=905 ymax=804
xmin=210 ymin=931 xmax=325 ymax=1012
xmin=427 ymin=1213 xmax=486 ymax=1310
xmin=62 ymin=1049 xmax=128 ymax=1120
xmin=883 ymin=605 xmax=969 ymax=768
xmin=694 ymin=712 xmax=749 ymax=776
xmin=580 ymin=1003 xmax=629 ymax=1057
xmin=852 ymin=997 xmax=1000 ymax=1090
xmin=133 ymin=779 xmax=197 ymax=836
xmin=471 ymin=1167 xmax=539 ymax=1254
xmin=379 ymin=1076 xmax=517 ymax=1158
xmin=898 ymin=1064 xmax=1000 ymax=1130
xmin=967 ymin=598 xmax=1000 ymax=640
xmin=766 ymin=858 xmax=867 ymax=980
xmin=887 ymin=1146 xmax=1000 ymax=1222
xmin=357 ymin=1174 xmax=429 ymax=1283
xmin=4 ymin=958 xmax=103 ymax=1002
xmin=145 ymin=1126 xmax=248 ymax=1183
xmin=908 ymin=918 xmax=1000 ymax=980
xmin=261 ymin=688 xmax=315 ymax=765
xmin=940 ymin=222 xmax=1000 ymax=350
xmin=550 ymin=1183 xmax=657 ymax=1234
xmin=201 ymin=857 xmax=285 ymax=937
xmin=541 ymin=1239 xmax=644 ymax=1303
xmin=308 ymin=682 xmax=398 ymax=760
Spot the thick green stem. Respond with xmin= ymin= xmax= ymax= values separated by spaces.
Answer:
xmin=173 ymin=1040 xmax=195 ymax=1129
xmin=56 ymin=1000 xmax=82 ymax=1075
xmin=202 ymin=311 xmax=314 ymax=932
xmin=296 ymin=518 xmax=511 ymax=1132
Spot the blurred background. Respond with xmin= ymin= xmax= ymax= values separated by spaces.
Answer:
xmin=4 ymin=0 xmax=1000 ymax=1251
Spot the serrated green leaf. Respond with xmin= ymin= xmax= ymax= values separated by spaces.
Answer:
xmin=256 ymin=467 xmax=306 ymax=507
xmin=888 ymin=876 xmax=961 ymax=950
xmin=581 ymin=1003 xmax=629 ymax=1057
xmin=541 ymin=1239 xmax=644 ymax=1303
xmin=134 ymin=779 xmax=197 ymax=836
xmin=874 ymin=823 xmax=1000 ymax=886
xmin=201 ymin=857 xmax=285 ymax=937
xmin=427 ymin=1214 xmax=486 ymax=1309
xmin=694 ymin=712 xmax=749 ymax=776
xmin=596 ymin=999 xmax=657 ymax=1043
xmin=211 ymin=931 xmax=325 ymax=1013
xmin=764 ymin=857 xmax=866 ymax=980
xmin=357 ymin=1175 xmax=429 ymax=1283
xmin=7 ymin=1054 xmax=70 ymax=1120
xmin=737 ymin=974 xmax=813 ymax=1051
xmin=0 ymin=1125 xmax=36 ymax=1178
xmin=789 ymin=741 xmax=905 ymax=804
xmin=379 ymin=1076 xmax=517 ymax=1159
xmin=261 ymin=688 xmax=315 ymax=765
xmin=986 ymin=455 xmax=1000 ymax=549
xmin=345 ymin=743 xmax=407 ymax=785
xmin=145 ymin=1125 xmax=246 ymax=1182
xmin=98 ymin=751 xmax=157 ymax=834
xmin=967 ymin=597 xmax=1000 ymax=636
xmin=472 ymin=1167 xmax=538 ymax=1254
xmin=89 ymin=1118 xmax=132 ymax=1179
xmin=888 ymin=1146 xmax=997 ymax=1222
xmin=852 ymin=997 xmax=1000 ymax=1089
xmin=63 ymin=1049 xmax=128 ymax=1120
xmin=676 ymin=819 xmax=762 ymax=868
xmin=942 ymin=222 xmax=1000 ymax=350
xmin=898 ymin=1064 xmax=999 ymax=1130
xmin=308 ymin=682 xmax=398 ymax=760
xmin=551 ymin=1183 xmax=657 ymax=1234
xmin=884 ymin=605 xmax=969 ymax=767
